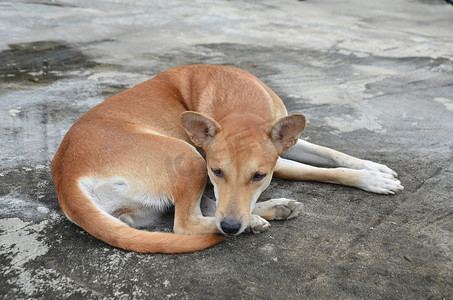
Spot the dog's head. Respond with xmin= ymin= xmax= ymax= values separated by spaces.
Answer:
xmin=181 ymin=111 xmax=305 ymax=235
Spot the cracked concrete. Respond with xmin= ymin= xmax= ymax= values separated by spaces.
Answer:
xmin=1 ymin=0 xmax=453 ymax=298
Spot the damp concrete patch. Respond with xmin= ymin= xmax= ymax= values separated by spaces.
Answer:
xmin=0 ymin=41 xmax=99 ymax=85
xmin=0 ymin=40 xmax=150 ymax=169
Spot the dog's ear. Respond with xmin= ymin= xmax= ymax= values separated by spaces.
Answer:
xmin=267 ymin=114 xmax=306 ymax=154
xmin=181 ymin=111 xmax=222 ymax=147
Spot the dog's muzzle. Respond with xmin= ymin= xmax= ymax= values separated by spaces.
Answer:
xmin=220 ymin=218 xmax=242 ymax=235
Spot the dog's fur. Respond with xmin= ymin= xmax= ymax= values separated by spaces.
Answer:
xmin=51 ymin=65 xmax=403 ymax=253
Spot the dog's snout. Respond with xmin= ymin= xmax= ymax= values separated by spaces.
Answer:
xmin=220 ymin=218 xmax=242 ymax=235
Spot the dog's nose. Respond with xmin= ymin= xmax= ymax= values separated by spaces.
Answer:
xmin=220 ymin=218 xmax=242 ymax=235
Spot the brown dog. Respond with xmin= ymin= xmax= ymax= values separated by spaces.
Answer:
xmin=51 ymin=65 xmax=403 ymax=253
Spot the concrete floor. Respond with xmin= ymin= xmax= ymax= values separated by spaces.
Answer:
xmin=1 ymin=0 xmax=452 ymax=298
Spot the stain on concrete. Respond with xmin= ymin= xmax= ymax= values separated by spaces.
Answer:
xmin=418 ymin=0 xmax=449 ymax=4
xmin=0 ymin=41 xmax=99 ymax=85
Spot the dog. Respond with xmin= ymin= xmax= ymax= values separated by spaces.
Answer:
xmin=51 ymin=65 xmax=403 ymax=253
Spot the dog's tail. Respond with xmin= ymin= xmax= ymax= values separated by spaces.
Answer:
xmin=56 ymin=180 xmax=224 ymax=254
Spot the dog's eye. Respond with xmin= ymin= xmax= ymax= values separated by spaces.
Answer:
xmin=251 ymin=172 xmax=266 ymax=182
xmin=211 ymin=168 xmax=224 ymax=178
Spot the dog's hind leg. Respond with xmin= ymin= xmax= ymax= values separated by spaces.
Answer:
xmin=274 ymin=157 xmax=403 ymax=194
xmin=281 ymin=139 xmax=398 ymax=177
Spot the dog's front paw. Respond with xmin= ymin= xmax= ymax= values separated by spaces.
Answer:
xmin=246 ymin=215 xmax=271 ymax=234
xmin=253 ymin=198 xmax=304 ymax=221
xmin=274 ymin=199 xmax=304 ymax=220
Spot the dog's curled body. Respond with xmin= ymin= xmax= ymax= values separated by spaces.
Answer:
xmin=52 ymin=65 xmax=403 ymax=253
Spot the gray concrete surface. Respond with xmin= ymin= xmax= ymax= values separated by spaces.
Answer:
xmin=1 ymin=0 xmax=452 ymax=298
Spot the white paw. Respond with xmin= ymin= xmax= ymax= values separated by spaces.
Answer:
xmin=246 ymin=215 xmax=271 ymax=234
xmin=360 ymin=160 xmax=398 ymax=177
xmin=268 ymin=198 xmax=304 ymax=220
xmin=357 ymin=169 xmax=404 ymax=195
